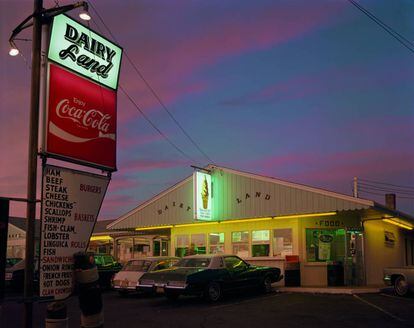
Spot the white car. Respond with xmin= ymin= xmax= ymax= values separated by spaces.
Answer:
xmin=112 ymin=257 xmax=179 ymax=296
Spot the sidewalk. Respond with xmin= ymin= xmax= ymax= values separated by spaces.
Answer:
xmin=276 ymin=285 xmax=387 ymax=295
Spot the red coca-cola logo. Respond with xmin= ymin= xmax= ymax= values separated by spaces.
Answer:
xmin=56 ymin=99 xmax=112 ymax=135
xmin=46 ymin=64 xmax=117 ymax=170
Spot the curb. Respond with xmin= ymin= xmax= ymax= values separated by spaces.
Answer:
xmin=276 ymin=287 xmax=382 ymax=295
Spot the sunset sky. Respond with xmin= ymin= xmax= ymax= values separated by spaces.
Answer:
xmin=1 ymin=0 xmax=413 ymax=220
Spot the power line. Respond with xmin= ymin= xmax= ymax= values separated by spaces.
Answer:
xmin=119 ymin=85 xmax=198 ymax=163
xmin=88 ymin=0 xmax=214 ymax=164
xmin=359 ymin=188 xmax=414 ymax=200
xmin=347 ymin=0 xmax=414 ymax=54
xmin=358 ymin=183 xmax=414 ymax=196
xmin=359 ymin=178 xmax=414 ymax=191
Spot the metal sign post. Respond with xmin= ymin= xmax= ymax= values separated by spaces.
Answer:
xmin=0 ymin=198 xmax=10 ymax=302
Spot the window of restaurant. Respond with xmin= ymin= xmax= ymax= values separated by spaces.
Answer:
xmin=175 ymin=234 xmax=189 ymax=257
xmin=190 ymin=234 xmax=206 ymax=254
xmin=116 ymin=238 xmax=133 ymax=263
xmin=252 ymin=230 xmax=270 ymax=257
xmin=273 ymin=229 xmax=293 ymax=258
xmin=133 ymin=238 xmax=150 ymax=257
xmin=209 ymin=232 xmax=225 ymax=254
xmin=306 ymin=229 xmax=345 ymax=262
xmin=232 ymin=231 xmax=249 ymax=257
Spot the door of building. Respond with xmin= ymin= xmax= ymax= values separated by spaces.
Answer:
xmin=344 ymin=230 xmax=365 ymax=286
xmin=153 ymin=238 xmax=169 ymax=256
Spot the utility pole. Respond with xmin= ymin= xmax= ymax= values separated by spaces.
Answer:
xmin=24 ymin=0 xmax=42 ymax=327
xmin=353 ymin=177 xmax=358 ymax=198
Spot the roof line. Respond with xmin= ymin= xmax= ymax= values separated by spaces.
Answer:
xmin=107 ymin=175 xmax=193 ymax=229
xmin=209 ymin=164 xmax=374 ymax=207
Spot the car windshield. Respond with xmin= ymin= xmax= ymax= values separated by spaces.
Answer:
xmin=176 ymin=258 xmax=211 ymax=268
xmin=122 ymin=260 xmax=152 ymax=272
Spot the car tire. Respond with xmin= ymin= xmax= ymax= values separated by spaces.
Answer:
xmin=394 ymin=276 xmax=409 ymax=297
xmin=165 ymin=290 xmax=180 ymax=301
xmin=204 ymin=282 xmax=222 ymax=302
xmin=262 ymin=275 xmax=273 ymax=294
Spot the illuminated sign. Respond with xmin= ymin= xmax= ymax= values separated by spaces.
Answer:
xmin=194 ymin=171 xmax=212 ymax=221
xmin=39 ymin=165 xmax=109 ymax=300
xmin=44 ymin=64 xmax=117 ymax=171
xmin=48 ymin=14 xmax=122 ymax=90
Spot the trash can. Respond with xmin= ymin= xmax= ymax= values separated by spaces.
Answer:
xmin=327 ymin=261 xmax=344 ymax=286
xmin=284 ymin=255 xmax=301 ymax=287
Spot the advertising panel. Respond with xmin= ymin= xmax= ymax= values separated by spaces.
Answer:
xmin=194 ymin=171 xmax=212 ymax=221
xmin=48 ymin=14 xmax=122 ymax=90
xmin=39 ymin=164 xmax=109 ymax=300
xmin=45 ymin=63 xmax=117 ymax=171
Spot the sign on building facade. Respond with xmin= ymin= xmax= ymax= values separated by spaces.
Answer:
xmin=194 ymin=171 xmax=212 ymax=221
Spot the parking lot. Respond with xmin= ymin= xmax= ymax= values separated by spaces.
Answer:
xmin=1 ymin=289 xmax=414 ymax=328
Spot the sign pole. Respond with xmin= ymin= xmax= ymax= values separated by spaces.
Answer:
xmin=0 ymin=198 xmax=10 ymax=303
xmin=24 ymin=0 xmax=43 ymax=327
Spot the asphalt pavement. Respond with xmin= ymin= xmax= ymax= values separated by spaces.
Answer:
xmin=1 ymin=289 xmax=414 ymax=327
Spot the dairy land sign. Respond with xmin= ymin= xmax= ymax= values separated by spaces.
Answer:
xmin=48 ymin=14 xmax=122 ymax=90
xmin=39 ymin=165 xmax=109 ymax=300
xmin=44 ymin=64 xmax=117 ymax=170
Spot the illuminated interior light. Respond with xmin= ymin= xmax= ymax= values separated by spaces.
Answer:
xmin=274 ymin=212 xmax=337 ymax=220
xmin=175 ymin=222 xmax=219 ymax=228
xmin=383 ymin=218 xmax=413 ymax=230
xmin=90 ymin=235 xmax=113 ymax=241
xmin=220 ymin=217 xmax=273 ymax=224
xmin=135 ymin=225 xmax=173 ymax=231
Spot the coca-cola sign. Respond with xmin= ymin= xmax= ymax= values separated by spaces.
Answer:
xmin=44 ymin=64 xmax=117 ymax=170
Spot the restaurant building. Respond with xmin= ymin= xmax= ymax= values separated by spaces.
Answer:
xmin=107 ymin=165 xmax=414 ymax=287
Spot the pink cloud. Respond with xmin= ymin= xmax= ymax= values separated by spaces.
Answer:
xmin=120 ymin=158 xmax=188 ymax=173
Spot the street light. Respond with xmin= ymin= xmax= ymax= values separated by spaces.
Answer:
xmin=79 ymin=2 xmax=91 ymax=21
xmin=8 ymin=45 xmax=19 ymax=56
xmin=8 ymin=2 xmax=90 ymax=327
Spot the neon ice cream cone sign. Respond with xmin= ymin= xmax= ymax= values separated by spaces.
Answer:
xmin=194 ymin=172 xmax=212 ymax=221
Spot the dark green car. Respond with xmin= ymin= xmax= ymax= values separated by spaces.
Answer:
xmin=138 ymin=254 xmax=283 ymax=302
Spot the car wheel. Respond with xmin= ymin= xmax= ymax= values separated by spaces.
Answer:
xmin=262 ymin=275 xmax=273 ymax=294
xmin=394 ymin=276 xmax=409 ymax=297
xmin=205 ymin=282 xmax=222 ymax=302
xmin=165 ymin=290 xmax=180 ymax=301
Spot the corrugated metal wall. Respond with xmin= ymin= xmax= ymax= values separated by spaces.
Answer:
xmin=110 ymin=167 xmax=371 ymax=229
xmin=213 ymin=168 xmax=369 ymax=220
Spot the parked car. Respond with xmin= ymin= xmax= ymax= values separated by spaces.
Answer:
xmin=112 ymin=257 xmax=180 ymax=296
xmin=90 ymin=253 xmax=122 ymax=289
xmin=384 ymin=266 xmax=414 ymax=296
xmin=5 ymin=259 xmax=39 ymax=291
xmin=137 ymin=254 xmax=283 ymax=302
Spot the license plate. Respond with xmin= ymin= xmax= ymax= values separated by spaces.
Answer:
xmin=156 ymin=287 xmax=164 ymax=293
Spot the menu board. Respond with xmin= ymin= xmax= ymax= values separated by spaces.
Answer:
xmin=39 ymin=164 xmax=109 ymax=300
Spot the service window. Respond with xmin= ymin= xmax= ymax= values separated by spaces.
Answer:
xmin=191 ymin=234 xmax=206 ymax=254
xmin=306 ymin=229 xmax=345 ymax=262
xmin=273 ymin=229 xmax=293 ymax=258
xmin=175 ymin=235 xmax=189 ymax=257
xmin=232 ymin=231 xmax=249 ymax=257
xmin=251 ymin=230 xmax=270 ymax=257
xmin=209 ymin=232 xmax=225 ymax=254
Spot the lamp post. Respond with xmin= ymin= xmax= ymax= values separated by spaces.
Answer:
xmin=8 ymin=2 xmax=90 ymax=327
